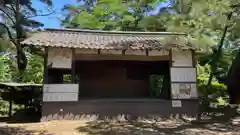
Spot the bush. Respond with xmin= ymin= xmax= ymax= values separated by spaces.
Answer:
xmin=197 ymin=64 xmax=228 ymax=107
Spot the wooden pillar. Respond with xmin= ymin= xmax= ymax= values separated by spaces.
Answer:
xmin=71 ymin=48 xmax=76 ymax=83
xmin=169 ymin=49 xmax=172 ymax=100
xmin=8 ymin=100 xmax=12 ymax=117
xmin=43 ymin=47 xmax=48 ymax=84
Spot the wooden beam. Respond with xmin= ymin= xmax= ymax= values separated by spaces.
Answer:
xmin=97 ymin=49 xmax=101 ymax=55
xmin=75 ymin=54 xmax=169 ymax=61
xmin=169 ymin=49 xmax=172 ymax=67
xmin=100 ymin=50 xmax=122 ymax=55
xmin=71 ymin=48 xmax=76 ymax=83
xmin=191 ymin=50 xmax=196 ymax=68
xmin=125 ymin=49 xmax=146 ymax=55
xmin=43 ymin=47 xmax=48 ymax=84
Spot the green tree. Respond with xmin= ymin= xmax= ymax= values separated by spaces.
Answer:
xmin=0 ymin=54 xmax=12 ymax=82
xmin=0 ymin=0 xmax=53 ymax=72
xmin=61 ymin=0 xmax=166 ymax=31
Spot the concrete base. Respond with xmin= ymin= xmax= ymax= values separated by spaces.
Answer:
xmin=41 ymin=99 xmax=199 ymax=121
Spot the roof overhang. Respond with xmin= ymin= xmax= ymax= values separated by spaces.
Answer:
xmin=0 ymin=82 xmax=42 ymax=88
xmin=21 ymin=28 xmax=197 ymax=50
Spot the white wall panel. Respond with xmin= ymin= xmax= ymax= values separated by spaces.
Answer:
xmin=170 ymin=68 xmax=196 ymax=82
xmin=172 ymin=49 xmax=192 ymax=67
xmin=47 ymin=47 xmax=72 ymax=69
xmin=190 ymin=84 xmax=198 ymax=98
xmin=43 ymin=84 xmax=79 ymax=93
xmin=43 ymin=93 xmax=78 ymax=102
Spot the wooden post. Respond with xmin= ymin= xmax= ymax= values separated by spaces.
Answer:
xmin=43 ymin=47 xmax=48 ymax=84
xmin=145 ymin=49 xmax=149 ymax=56
xmin=169 ymin=49 xmax=173 ymax=67
xmin=71 ymin=48 xmax=76 ymax=83
xmin=122 ymin=49 xmax=126 ymax=55
xmin=169 ymin=49 xmax=172 ymax=100
xmin=8 ymin=100 xmax=12 ymax=117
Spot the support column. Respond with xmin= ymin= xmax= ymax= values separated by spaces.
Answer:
xmin=71 ymin=48 xmax=76 ymax=83
xmin=43 ymin=47 xmax=48 ymax=84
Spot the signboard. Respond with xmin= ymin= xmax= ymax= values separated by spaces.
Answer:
xmin=171 ymin=83 xmax=198 ymax=99
xmin=43 ymin=84 xmax=78 ymax=93
xmin=47 ymin=47 xmax=72 ymax=69
xmin=43 ymin=84 xmax=79 ymax=102
xmin=43 ymin=93 xmax=78 ymax=102
xmin=172 ymin=100 xmax=182 ymax=107
xmin=170 ymin=68 xmax=196 ymax=82
xmin=179 ymin=84 xmax=191 ymax=98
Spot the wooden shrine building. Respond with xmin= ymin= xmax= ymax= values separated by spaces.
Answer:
xmin=22 ymin=28 xmax=198 ymax=120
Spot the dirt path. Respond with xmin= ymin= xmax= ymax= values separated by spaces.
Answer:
xmin=0 ymin=119 xmax=239 ymax=135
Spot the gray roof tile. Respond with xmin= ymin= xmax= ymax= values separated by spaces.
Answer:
xmin=21 ymin=28 xmax=195 ymax=50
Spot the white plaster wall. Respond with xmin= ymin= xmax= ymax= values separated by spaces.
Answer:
xmin=43 ymin=84 xmax=79 ymax=93
xmin=43 ymin=93 xmax=78 ymax=102
xmin=172 ymin=49 xmax=192 ymax=67
xmin=48 ymin=47 xmax=72 ymax=69
xmin=190 ymin=84 xmax=198 ymax=98
xmin=170 ymin=49 xmax=197 ymax=100
xmin=170 ymin=68 xmax=196 ymax=82
xmin=43 ymin=84 xmax=79 ymax=102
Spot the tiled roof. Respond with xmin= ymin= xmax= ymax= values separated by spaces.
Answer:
xmin=21 ymin=28 xmax=195 ymax=50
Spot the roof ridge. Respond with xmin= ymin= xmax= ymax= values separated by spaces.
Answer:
xmin=45 ymin=28 xmax=186 ymax=36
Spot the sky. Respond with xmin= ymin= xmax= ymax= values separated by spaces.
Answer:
xmin=31 ymin=0 xmax=167 ymax=29
xmin=32 ymin=0 xmax=78 ymax=28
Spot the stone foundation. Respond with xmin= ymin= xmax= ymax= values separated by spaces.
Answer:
xmin=41 ymin=99 xmax=199 ymax=121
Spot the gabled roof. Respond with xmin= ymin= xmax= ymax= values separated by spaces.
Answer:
xmin=21 ymin=28 xmax=196 ymax=50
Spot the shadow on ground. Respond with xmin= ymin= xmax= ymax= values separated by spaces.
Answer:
xmin=0 ymin=108 xmax=41 ymax=124
xmin=0 ymin=126 xmax=52 ymax=135
xmin=76 ymin=120 xmax=239 ymax=135
xmin=76 ymin=115 xmax=240 ymax=135
xmin=0 ymin=106 xmax=238 ymax=135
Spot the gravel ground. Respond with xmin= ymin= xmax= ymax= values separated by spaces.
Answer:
xmin=0 ymin=118 xmax=239 ymax=135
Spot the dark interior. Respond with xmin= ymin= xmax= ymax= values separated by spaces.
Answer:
xmin=48 ymin=60 xmax=171 ymax=99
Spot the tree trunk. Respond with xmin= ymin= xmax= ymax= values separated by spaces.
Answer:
xmin=15 ymin=0 xmax=27 ymax=72
xmin=227 ymin=51 xmax=240 ymax=104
